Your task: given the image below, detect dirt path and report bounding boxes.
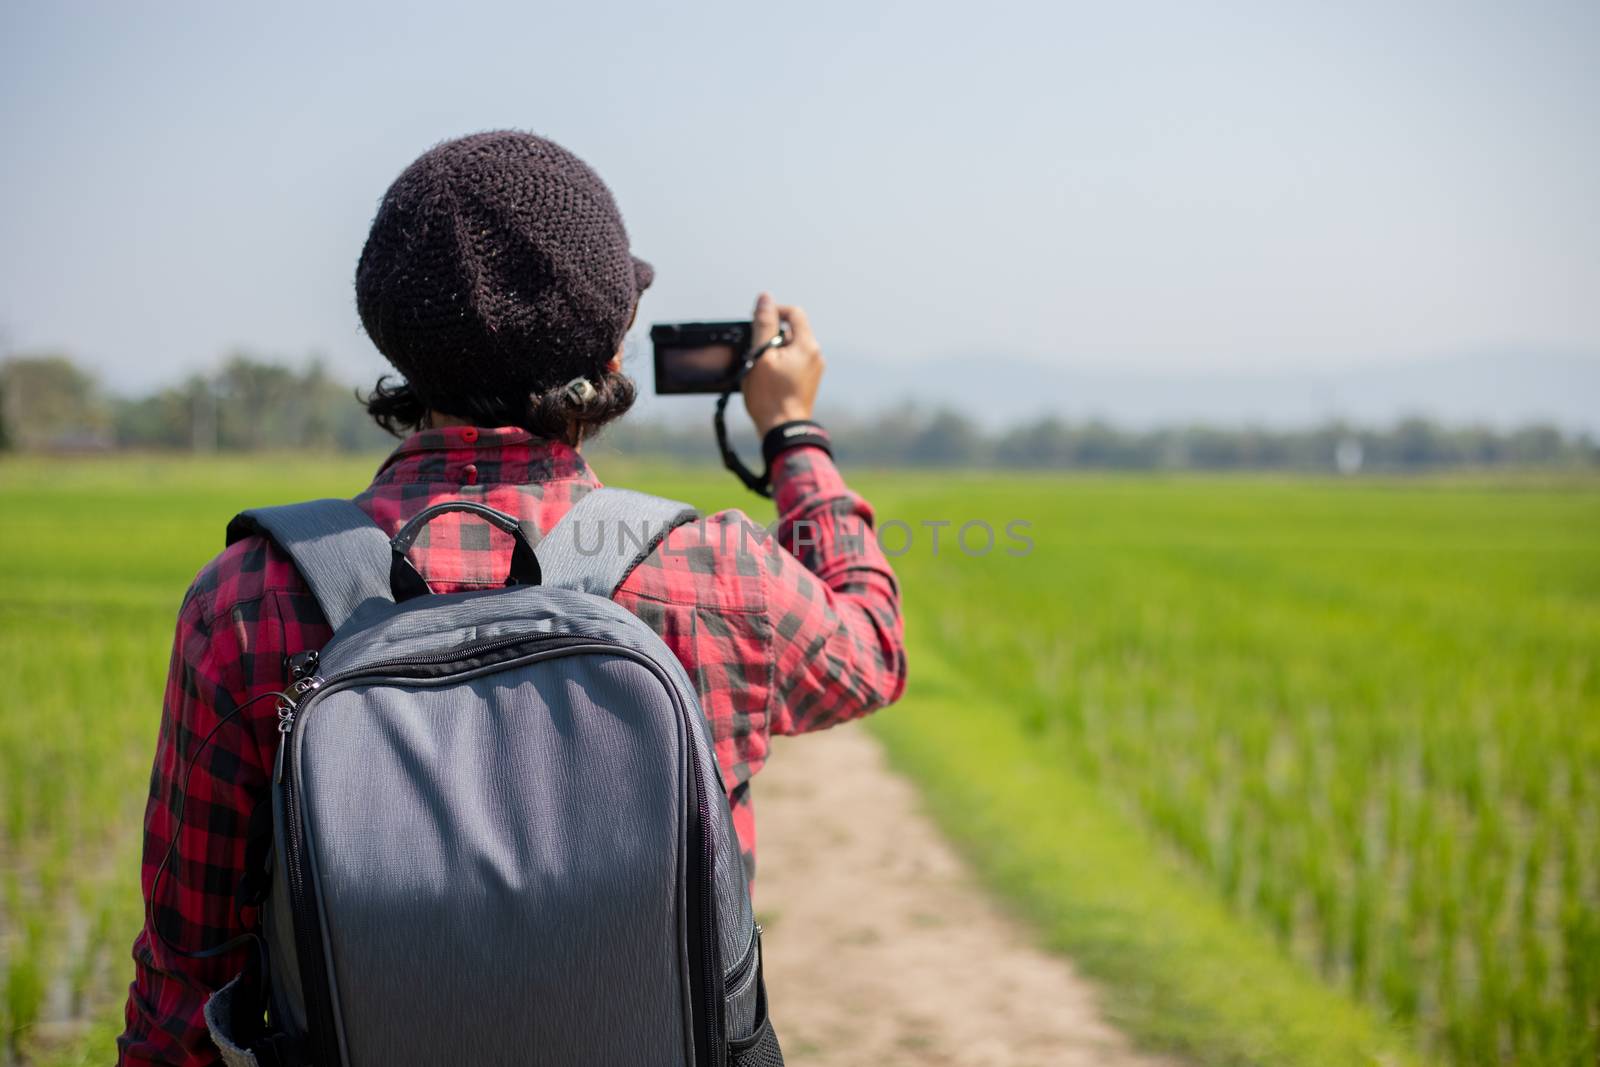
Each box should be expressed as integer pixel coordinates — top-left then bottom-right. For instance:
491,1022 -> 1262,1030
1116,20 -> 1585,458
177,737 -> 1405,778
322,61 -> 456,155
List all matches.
754,725 -> 1178,1067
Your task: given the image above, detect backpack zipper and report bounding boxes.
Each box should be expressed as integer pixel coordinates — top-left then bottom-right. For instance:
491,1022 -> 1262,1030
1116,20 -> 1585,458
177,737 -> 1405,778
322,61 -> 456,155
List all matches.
274,727 -> 339,1066
274,631 -> 726,1066
685,710 -> 724,1067
725,923 -> 761,1001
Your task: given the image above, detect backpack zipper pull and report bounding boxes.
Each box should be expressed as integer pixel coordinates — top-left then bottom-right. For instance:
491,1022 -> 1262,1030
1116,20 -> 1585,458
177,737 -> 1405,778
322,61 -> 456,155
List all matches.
278,651 -> 324,734
276,676 -> 324,732
276,692 -> 297,734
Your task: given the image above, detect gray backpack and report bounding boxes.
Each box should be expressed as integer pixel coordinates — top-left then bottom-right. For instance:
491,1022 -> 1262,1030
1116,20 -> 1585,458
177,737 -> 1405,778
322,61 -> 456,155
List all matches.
203,489 -> 782,1067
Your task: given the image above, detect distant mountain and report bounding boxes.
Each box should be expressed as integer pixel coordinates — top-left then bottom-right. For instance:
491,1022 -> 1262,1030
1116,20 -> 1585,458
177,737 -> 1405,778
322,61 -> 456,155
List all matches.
637,349 -> 1599,433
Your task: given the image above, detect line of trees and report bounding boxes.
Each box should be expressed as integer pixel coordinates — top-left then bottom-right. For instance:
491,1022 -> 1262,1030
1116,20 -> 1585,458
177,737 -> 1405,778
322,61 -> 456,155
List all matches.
602,410 -> 1597,472
2,352 -> 1596,472
0,353 -> 393,453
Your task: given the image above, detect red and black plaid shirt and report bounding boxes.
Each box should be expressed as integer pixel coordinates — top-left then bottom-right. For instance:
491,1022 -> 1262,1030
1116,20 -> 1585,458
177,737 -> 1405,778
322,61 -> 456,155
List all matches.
119,426 -> 905,1066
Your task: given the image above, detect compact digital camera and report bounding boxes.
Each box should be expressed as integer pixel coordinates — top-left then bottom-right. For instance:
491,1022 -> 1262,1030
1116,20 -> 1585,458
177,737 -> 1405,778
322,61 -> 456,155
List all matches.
650,321 -> 754,395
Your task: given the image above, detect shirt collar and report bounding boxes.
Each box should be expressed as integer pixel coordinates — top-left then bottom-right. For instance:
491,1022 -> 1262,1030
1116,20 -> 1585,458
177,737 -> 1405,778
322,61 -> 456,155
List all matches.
371,426 -> 598,488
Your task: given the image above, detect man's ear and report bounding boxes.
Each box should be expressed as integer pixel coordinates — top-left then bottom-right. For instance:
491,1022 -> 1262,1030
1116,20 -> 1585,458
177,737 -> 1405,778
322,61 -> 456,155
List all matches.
606,352 -> 623,374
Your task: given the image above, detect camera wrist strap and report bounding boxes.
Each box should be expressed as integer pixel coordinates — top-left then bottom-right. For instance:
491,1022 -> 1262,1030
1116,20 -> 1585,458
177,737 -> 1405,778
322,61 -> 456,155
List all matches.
714,331 -> 789,498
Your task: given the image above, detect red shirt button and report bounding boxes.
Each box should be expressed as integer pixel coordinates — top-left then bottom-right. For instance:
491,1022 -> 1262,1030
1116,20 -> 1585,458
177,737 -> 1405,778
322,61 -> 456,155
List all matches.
462,463 -> 478,485
461,427 -> 479,443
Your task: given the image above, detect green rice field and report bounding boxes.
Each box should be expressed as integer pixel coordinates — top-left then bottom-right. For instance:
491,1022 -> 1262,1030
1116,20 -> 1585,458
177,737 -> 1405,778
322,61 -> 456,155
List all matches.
1,455 -> 1596,1065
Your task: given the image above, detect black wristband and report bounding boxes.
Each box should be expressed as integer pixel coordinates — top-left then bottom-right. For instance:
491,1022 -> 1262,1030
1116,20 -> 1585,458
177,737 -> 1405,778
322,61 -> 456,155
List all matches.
761,420 -> 832,468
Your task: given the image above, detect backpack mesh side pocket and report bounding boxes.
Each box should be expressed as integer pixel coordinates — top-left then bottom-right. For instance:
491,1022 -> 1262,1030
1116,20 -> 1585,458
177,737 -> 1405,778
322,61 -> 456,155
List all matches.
728,1016 -> 783,1067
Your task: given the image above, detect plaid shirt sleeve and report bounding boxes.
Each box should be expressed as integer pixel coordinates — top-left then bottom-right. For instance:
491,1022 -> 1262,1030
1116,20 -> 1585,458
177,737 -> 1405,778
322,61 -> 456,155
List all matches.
119,548 -> 331,1067
763,444 -> 907,734
614,438 -> 906,882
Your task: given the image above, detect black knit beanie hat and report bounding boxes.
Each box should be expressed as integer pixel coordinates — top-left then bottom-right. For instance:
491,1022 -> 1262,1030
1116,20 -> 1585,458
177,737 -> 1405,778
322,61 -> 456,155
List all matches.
355,131 -> 652,420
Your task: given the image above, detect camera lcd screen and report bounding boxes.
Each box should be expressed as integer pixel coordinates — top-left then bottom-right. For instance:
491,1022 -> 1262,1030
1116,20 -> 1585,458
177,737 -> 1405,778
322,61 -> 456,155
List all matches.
651,321 -> 753,394
657,343 -> 741,393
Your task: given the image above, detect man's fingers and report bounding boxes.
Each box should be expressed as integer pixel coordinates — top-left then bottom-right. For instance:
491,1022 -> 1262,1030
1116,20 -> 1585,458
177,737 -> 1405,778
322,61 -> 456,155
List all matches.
752,295 -> 818,366
753,292 -> 780,348
740,294 -> 824,433
776,305 -> 813,351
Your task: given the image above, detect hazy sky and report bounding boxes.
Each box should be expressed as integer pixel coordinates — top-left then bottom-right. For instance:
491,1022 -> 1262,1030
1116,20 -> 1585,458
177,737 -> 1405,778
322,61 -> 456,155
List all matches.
2,0 -> 1596,416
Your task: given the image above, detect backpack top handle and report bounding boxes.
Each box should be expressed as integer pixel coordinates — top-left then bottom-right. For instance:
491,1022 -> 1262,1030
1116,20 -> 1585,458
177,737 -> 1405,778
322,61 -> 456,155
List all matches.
228,490 -> 698,635
227,498 -> 542,634
388,501 -> 542,602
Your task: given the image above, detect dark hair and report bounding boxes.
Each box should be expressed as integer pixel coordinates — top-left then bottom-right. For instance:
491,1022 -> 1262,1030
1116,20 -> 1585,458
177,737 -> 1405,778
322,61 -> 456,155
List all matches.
364,370 -> 637,447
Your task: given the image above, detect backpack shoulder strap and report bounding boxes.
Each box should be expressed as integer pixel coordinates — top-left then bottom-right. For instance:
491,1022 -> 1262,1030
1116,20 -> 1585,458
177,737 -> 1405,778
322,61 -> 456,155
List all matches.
225,498 -> 394,632
535,487 -> 699,597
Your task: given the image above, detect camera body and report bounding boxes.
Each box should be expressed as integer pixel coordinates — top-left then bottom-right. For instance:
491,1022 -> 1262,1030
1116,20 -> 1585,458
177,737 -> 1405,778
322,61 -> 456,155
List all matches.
650,321 -> 753,394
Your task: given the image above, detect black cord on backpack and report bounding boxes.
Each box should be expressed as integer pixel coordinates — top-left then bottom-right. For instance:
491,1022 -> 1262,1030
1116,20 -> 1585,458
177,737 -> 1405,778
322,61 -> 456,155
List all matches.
714,329 -> 790,498
146,688 -> 290,981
